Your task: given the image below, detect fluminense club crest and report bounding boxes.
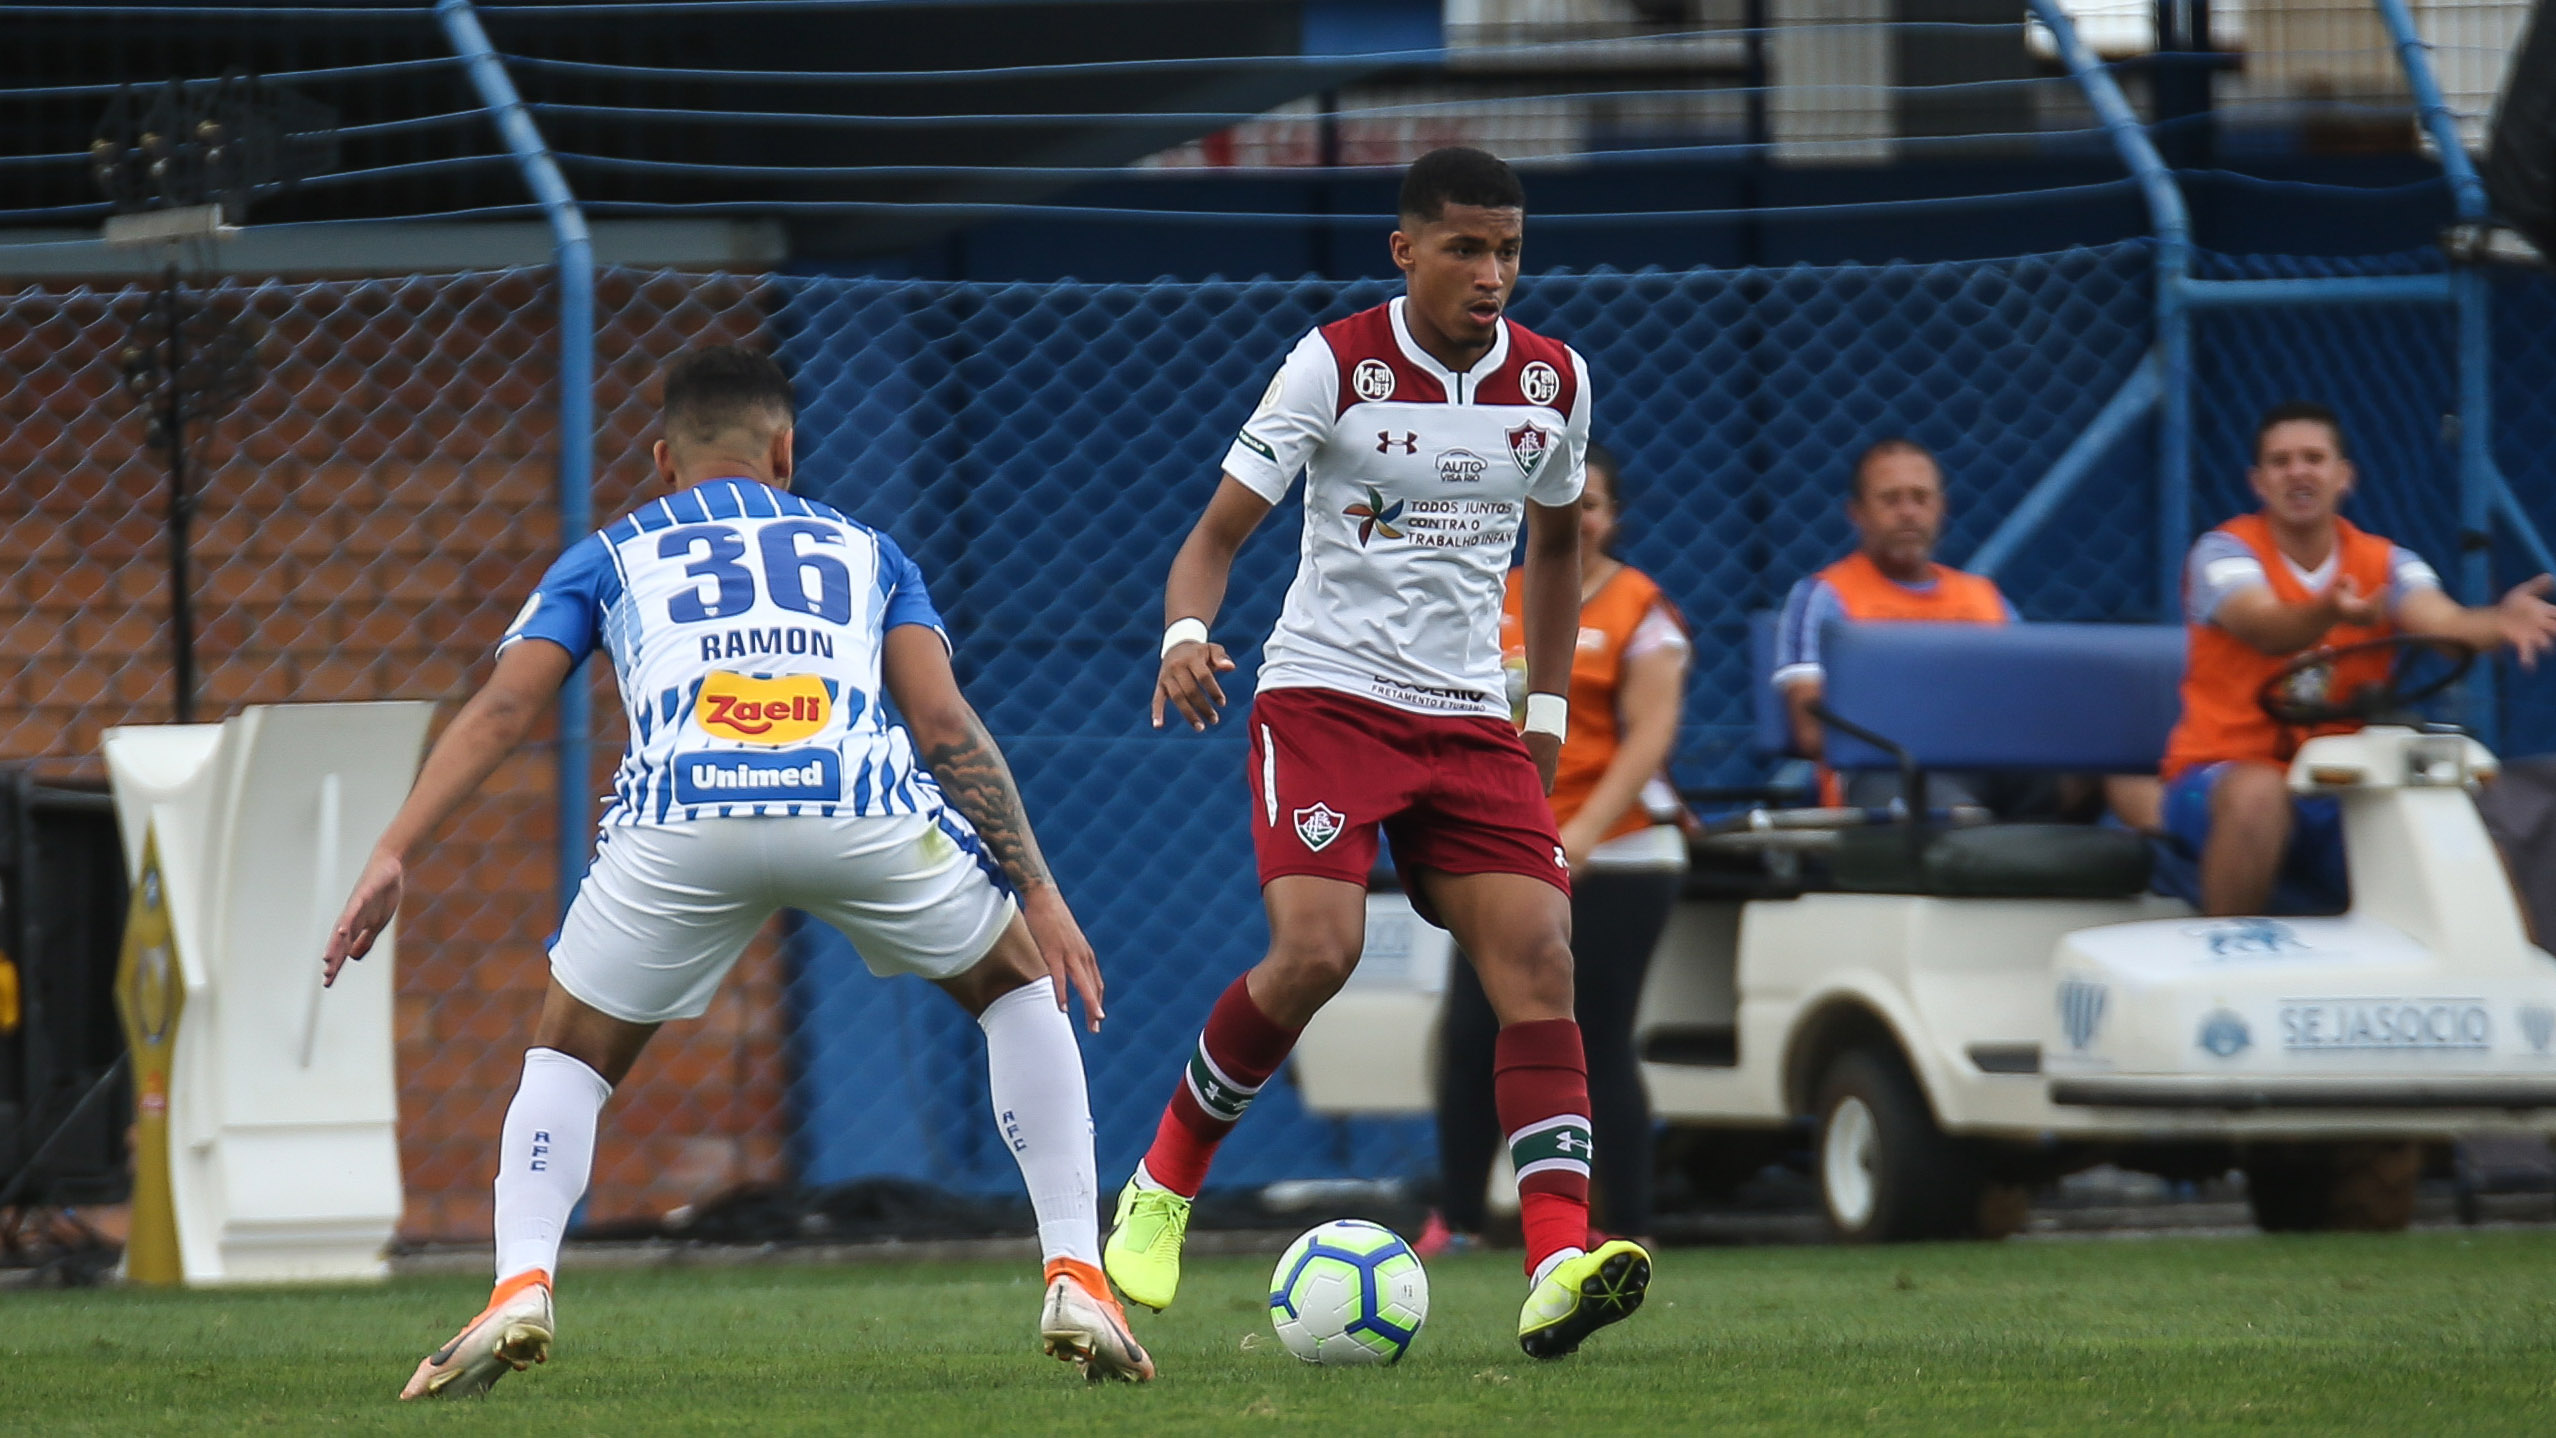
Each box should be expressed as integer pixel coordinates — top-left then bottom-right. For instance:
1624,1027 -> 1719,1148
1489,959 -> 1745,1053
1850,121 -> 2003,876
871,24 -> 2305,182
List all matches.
1293,802 -> 1345,851
1506,422 -> 1553,479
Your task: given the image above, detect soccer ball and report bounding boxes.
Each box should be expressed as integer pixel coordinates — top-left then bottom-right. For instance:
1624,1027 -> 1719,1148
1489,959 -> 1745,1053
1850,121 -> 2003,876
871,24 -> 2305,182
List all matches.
1267,1219 -> 1429,1365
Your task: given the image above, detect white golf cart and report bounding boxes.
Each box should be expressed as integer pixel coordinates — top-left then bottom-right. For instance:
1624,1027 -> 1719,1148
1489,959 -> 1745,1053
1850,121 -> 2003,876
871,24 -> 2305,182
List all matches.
1291,621 -> 2556,1240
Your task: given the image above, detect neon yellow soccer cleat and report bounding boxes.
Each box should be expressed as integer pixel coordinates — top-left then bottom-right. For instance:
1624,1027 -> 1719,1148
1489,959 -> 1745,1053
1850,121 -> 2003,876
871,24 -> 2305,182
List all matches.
1102,1179 -> 1191,1313
1517,1238 -> 1651,1360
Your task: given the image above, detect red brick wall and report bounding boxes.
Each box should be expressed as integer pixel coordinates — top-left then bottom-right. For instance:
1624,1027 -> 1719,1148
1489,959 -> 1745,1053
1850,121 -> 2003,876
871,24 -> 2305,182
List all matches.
0,268 -> 792,1241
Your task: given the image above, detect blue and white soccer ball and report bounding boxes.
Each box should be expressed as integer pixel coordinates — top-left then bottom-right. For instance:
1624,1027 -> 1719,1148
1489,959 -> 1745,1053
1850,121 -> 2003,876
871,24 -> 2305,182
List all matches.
1267,1219 -> 1430,1365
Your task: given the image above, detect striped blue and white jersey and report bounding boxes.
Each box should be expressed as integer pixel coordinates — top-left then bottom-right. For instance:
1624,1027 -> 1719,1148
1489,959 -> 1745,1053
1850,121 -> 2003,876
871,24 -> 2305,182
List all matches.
499,476 -> 950,828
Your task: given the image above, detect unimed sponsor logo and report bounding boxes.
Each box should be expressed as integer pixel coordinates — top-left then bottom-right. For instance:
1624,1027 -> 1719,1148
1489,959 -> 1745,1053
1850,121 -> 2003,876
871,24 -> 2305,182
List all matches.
673,748 -> 841,804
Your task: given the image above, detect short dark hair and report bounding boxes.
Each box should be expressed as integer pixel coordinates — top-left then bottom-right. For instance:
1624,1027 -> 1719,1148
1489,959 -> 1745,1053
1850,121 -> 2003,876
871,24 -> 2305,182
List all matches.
2252,400 -> 2350,463
1398,146 -> 1525,224
662,346 -> 795,447
1848,436 -> 1939,501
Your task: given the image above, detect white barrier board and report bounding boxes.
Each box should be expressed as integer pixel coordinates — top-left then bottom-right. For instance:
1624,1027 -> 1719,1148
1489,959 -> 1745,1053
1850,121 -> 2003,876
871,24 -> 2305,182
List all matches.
105,701 -> 435,1285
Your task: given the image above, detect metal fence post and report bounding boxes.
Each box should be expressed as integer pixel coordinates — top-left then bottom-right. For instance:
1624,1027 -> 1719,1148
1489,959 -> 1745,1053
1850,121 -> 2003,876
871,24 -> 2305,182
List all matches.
437,0 -> 597,914
2028,0 -> 2193,620
2373,0 -> 2499,737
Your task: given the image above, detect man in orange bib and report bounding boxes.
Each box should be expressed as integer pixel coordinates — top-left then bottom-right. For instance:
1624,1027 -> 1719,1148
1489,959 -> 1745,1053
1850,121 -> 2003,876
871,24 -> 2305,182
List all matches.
2161,400 -> 2556,916
1772,437 -> 2015,806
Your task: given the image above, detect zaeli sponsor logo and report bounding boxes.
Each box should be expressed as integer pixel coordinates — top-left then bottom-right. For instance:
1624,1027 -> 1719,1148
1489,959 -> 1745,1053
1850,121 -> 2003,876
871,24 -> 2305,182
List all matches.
696,671 -> 831,745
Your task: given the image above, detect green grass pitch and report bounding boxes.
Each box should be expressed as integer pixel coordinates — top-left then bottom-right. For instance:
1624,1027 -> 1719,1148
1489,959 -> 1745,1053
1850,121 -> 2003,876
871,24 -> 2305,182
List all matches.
5,1232 -> 2555,1435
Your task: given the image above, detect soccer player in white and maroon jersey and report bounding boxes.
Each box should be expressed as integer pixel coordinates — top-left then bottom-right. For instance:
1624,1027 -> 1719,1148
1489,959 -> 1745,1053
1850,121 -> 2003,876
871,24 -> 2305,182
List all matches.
1103,147 -> 1651,1359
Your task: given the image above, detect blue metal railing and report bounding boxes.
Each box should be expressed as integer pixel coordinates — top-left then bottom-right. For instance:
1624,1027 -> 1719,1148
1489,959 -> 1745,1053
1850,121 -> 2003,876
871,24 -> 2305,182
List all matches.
2019,0 -> 2188,614
2026,0 -> 2556,748
436,0 -> 595,916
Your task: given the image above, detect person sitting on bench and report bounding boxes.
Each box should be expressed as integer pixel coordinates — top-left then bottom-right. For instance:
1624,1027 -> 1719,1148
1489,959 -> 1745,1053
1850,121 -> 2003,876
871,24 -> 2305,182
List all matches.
1772,437 -> 2023,811
2161,400 -> 2556,915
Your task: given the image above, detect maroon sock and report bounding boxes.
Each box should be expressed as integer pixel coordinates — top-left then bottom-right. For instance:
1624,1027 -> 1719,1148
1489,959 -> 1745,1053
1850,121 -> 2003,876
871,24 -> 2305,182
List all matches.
1495,1018 -> 1594,1278
1139,974 -> 1302,1197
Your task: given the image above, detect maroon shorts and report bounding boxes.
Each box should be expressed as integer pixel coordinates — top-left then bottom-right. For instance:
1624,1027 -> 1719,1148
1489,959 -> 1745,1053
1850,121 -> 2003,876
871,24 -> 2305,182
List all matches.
1244,686 -> 1569,900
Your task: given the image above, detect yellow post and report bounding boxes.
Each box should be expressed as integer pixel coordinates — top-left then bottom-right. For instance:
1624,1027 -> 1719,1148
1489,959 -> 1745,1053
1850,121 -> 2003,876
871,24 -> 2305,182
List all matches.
113,830 -> 185,1286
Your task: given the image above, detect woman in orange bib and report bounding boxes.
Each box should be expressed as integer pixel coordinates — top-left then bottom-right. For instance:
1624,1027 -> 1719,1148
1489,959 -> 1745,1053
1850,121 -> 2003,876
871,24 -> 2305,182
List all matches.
1427,444 -> 1689,1252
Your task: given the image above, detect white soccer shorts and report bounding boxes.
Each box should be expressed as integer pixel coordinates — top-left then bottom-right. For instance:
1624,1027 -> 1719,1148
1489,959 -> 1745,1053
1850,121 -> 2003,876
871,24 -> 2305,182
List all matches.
548,814 -> 1016,1025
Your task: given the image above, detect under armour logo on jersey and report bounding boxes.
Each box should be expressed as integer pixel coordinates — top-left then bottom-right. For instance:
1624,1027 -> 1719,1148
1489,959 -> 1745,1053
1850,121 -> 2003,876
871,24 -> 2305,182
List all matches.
1376,430 -> 1418,454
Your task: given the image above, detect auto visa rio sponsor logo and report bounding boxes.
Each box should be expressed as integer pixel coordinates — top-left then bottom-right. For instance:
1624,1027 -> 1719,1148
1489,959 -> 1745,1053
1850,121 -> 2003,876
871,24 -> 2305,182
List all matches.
1435,448 -> 1488,484
696,671 -> 831,745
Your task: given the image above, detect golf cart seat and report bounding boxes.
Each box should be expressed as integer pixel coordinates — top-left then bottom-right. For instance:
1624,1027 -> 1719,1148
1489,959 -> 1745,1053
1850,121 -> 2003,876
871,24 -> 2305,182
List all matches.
1811,620 -> 2187,899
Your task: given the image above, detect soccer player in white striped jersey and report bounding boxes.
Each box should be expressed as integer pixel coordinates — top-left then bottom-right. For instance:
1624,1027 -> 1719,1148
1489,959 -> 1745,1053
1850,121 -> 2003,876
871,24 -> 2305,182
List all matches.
322,347 -> 1151,1396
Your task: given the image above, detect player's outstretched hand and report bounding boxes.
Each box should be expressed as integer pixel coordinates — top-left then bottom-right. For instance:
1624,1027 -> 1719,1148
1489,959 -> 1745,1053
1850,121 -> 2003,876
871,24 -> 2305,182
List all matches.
322,848 -> 405,988
2496,574 -> 2556,669
1152,639 -> 1236,732
1022,885 -> 1107,1032
1524,729 -> 1562,796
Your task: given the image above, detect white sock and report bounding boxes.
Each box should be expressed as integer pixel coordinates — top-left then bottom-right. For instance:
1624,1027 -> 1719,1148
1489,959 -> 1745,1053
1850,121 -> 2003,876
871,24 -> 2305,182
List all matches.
979,981 -> 1100,1267
492,1047 -> 612,1283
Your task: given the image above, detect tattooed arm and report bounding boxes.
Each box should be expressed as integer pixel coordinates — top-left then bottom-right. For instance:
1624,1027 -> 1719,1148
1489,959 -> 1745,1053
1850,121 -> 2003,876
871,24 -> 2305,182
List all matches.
916,698 -> 1053,894
883,624 -> 1103,1025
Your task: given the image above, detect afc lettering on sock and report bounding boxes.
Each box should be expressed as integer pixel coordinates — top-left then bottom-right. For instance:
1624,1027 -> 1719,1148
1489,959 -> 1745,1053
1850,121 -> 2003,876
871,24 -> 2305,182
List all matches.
530,1128 -> 552,1173
1000,1108 -> 1026,1153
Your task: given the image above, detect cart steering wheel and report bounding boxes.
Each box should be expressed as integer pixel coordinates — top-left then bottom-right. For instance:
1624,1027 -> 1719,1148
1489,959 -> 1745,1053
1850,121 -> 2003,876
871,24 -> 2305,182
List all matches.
2255,633 -> 2473,727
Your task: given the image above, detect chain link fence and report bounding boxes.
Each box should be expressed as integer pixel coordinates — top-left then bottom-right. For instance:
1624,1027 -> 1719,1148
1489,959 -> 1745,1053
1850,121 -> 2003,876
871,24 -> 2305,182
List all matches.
6,245 -> 2555,1232
0,266 -> 779,1239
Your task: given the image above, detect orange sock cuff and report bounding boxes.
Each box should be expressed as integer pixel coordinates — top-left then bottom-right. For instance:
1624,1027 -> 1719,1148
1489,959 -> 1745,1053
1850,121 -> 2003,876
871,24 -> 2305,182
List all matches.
489,1268 -> 553,1307
1045,1257 -> 1110,1294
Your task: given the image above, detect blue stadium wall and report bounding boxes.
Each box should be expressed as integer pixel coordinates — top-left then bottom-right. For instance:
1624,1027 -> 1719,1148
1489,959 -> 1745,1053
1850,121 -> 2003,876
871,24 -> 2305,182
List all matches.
771,195 -> 2556,1196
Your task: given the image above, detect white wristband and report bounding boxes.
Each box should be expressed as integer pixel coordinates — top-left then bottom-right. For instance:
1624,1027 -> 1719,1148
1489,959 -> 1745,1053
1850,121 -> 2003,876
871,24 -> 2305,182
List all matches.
1524,692 -> 1569,739
1161,617 -> 1210,657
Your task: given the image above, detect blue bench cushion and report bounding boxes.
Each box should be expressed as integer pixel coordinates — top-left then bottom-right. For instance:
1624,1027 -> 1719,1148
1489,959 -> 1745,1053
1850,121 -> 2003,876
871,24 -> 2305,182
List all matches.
1819,621 -> 2186,773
